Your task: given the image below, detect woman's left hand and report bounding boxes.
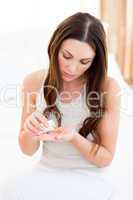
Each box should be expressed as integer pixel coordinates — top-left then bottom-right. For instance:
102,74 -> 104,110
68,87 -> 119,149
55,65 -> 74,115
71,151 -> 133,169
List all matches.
34,126 -> 77,142
51,126 -> 76,142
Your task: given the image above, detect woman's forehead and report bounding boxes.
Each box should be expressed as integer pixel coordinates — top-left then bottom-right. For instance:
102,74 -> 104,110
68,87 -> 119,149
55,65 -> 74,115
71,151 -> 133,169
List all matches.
60,39 -> 95,59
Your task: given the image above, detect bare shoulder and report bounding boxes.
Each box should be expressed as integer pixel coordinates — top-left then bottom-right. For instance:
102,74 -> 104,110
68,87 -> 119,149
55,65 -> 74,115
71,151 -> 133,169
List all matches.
22,68 -> 48,92
103,76 -> 121,94
103,76 -> 121,109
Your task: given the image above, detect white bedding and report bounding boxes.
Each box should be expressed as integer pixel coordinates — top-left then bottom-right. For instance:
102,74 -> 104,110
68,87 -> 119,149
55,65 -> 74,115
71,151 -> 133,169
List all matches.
0,114 -> 133,199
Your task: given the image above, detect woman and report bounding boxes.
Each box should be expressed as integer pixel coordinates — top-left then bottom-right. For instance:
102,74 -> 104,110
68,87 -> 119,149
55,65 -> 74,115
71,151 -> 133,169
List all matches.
1,12 -> 121,200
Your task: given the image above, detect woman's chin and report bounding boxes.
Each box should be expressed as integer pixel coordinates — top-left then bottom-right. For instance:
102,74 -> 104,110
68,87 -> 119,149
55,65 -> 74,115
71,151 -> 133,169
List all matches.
62,73 -> 76,81
62,76 -> 75,82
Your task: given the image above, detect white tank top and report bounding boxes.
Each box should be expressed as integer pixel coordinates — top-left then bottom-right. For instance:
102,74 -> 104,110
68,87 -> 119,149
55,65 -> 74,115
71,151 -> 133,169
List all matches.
35,71 -> 99,170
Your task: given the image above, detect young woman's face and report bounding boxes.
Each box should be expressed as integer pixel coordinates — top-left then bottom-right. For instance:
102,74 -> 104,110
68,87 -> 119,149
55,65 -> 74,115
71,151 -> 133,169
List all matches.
58,38 -> 95,82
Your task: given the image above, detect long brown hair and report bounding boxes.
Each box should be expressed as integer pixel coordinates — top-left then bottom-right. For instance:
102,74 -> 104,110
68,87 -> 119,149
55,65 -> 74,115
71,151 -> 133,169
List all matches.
42,12 -> 108,144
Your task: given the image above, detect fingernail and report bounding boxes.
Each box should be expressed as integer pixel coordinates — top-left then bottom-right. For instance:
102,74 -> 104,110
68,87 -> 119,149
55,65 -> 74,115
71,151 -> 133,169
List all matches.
40,123 -> 44,129
44,123 -> 49,127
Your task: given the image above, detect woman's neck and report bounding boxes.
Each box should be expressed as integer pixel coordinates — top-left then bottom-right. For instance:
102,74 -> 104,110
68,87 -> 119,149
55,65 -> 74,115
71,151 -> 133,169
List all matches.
62,78 -> 86,92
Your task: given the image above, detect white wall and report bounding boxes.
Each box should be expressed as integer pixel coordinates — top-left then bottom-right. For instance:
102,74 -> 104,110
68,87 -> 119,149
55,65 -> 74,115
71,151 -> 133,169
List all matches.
0,0 -> 101,137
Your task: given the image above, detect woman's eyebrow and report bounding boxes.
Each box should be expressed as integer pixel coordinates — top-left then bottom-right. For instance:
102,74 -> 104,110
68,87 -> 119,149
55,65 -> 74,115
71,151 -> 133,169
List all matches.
63,49 -> 93,60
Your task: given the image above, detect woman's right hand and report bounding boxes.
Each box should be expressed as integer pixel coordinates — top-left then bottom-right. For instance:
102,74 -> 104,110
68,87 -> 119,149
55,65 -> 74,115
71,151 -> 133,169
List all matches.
23,111 -> 57,141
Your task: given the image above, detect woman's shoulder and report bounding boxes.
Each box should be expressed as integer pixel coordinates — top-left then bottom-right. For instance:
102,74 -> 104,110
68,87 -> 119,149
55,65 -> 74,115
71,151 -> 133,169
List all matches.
22,68 -> 48,93
103,76 -> 121,94
102,76 -> 121,109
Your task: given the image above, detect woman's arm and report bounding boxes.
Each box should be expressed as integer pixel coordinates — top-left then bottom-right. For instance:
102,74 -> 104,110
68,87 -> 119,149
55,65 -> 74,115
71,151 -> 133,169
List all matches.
18,69 -> 46,156
70,78 -> 121,167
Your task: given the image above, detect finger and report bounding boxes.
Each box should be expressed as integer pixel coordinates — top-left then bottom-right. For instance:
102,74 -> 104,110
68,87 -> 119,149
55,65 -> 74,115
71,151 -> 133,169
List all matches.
55,134 -> 63,140
24,122 -> 33,136
30,115 -> 44,131
26,121 -> 40,135
24,123 -> 38,137
34,111 -> 49,127
54,134 -> 64,142
36,133 -> 57,141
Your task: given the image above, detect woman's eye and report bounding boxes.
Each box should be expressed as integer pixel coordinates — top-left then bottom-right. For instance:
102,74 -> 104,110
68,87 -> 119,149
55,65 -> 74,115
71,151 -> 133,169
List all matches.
63,54 -> 71,59
62,53 -> 91,65
81,61 -> 90,65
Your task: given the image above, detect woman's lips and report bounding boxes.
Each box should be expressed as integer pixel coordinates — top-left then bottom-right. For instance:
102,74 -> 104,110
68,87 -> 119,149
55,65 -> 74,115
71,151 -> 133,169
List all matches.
63,72 -> 75,78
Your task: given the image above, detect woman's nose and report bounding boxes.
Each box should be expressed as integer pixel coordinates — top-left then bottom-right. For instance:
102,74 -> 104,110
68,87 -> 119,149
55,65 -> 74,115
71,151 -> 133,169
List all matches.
67,64 -> 78,74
